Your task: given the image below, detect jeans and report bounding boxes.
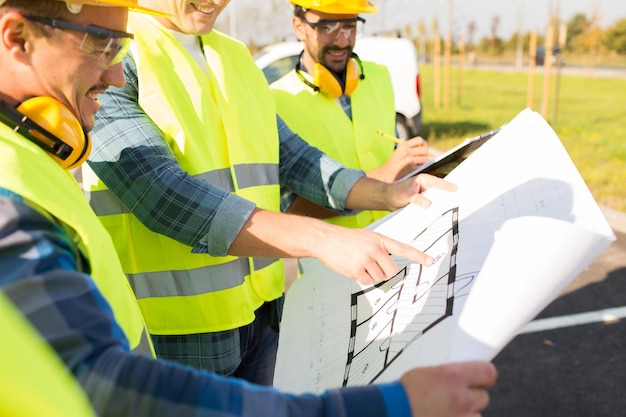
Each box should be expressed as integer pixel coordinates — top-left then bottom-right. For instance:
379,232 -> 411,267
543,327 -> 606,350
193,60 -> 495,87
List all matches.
233,297 -> 283,384
152,297 -> 284,386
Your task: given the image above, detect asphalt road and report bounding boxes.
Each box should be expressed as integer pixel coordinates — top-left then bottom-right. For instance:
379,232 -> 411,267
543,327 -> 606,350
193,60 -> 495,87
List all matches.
484,207 -> 626,417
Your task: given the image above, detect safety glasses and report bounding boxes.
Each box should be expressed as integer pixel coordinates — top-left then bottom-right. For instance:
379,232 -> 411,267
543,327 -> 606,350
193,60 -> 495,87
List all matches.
300,17 -> 366,41
25,15 -> 134,68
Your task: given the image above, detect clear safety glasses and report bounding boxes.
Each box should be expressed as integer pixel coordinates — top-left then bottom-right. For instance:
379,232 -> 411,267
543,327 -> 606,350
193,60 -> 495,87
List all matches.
301,17 -> 366,41
25,15 -> 134,68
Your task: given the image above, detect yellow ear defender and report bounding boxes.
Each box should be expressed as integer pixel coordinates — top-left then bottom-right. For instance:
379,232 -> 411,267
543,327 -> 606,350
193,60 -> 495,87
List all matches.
0,97 -> 91,170
296,52 -> 365,98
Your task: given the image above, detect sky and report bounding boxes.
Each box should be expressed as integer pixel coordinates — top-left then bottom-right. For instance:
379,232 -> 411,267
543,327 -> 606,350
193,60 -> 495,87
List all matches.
370,0 -> 626,41
220,0 -> 626,46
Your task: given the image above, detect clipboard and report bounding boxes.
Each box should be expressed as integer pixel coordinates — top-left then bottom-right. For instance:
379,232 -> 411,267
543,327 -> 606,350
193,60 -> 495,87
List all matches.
405,127 -> 503,179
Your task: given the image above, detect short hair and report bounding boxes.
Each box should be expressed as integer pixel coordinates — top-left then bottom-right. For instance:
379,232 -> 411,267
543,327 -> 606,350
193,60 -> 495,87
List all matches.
293,5 -> 307,18
1,0 -> 72,40
0,0 -> 71,19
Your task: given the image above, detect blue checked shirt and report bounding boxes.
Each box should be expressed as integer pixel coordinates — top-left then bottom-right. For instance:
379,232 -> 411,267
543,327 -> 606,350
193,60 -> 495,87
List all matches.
0,187 -> 411,417
88,53 -> 364,257
85,53 -> 366,375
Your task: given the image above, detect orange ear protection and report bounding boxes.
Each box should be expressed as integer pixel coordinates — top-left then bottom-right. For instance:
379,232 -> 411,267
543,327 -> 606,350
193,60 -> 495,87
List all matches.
296,52 -> 365,99
0,97 -> 91,170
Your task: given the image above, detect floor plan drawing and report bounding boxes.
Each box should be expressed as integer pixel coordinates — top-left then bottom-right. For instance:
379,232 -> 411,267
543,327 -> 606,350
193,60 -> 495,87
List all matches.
274,109 -> 616,394
343,207 -> 461,387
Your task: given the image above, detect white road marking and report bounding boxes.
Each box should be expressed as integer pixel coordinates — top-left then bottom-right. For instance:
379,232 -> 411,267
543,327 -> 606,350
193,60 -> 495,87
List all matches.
520,306 -> 626,334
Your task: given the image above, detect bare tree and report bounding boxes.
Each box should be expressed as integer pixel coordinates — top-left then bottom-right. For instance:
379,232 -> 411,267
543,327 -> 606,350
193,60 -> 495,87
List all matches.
467,20 -> 476,48
216,0 -> 294,48
490,15 -> 500,54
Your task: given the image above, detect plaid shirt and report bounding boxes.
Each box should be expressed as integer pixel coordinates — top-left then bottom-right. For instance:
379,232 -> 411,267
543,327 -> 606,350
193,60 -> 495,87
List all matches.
0,188 -> 410,417
88,53 -> 364,257
85,53 -> 365,374
338,93 -> 353,120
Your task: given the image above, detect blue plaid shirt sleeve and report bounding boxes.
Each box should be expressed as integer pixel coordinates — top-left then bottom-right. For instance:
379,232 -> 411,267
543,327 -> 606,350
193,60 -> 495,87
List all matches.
0,189 -> 409,417
276,115 -> 365,213
88,55 -> 364,256
88,54 -> 255,257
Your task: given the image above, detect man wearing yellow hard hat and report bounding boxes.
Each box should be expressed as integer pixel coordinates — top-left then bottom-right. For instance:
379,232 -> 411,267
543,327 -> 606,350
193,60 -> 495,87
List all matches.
1,1 -> 492,416
272,0 -> 431,226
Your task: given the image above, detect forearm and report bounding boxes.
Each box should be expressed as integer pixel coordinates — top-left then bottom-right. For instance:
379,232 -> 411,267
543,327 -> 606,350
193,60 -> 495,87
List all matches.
344,176 -> 391,211
80,348 -> 398,417
345,173 -> 455,213
366,165 -> 399,183
0,195 -> 406,417
228,208 -> 333,258
3,264 -> 396,417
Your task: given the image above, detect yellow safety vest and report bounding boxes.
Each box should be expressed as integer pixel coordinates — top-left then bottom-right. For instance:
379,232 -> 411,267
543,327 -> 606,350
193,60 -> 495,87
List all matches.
0,293 -> 97,416
83,15 -> 283,335
271,63 -> 396,228
0,124 -> 153,356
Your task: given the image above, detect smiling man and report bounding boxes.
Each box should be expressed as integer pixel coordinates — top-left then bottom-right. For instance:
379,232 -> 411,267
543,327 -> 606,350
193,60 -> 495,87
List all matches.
0,0 -> 154,354
271,0 -> 431,226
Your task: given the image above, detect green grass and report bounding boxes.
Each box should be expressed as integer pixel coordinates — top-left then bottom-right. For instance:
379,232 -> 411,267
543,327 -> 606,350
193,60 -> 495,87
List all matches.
419,65 -> 626,212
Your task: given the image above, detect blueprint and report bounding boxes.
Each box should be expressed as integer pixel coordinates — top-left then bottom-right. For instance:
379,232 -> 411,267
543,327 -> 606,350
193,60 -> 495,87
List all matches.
273,108 -> 616,393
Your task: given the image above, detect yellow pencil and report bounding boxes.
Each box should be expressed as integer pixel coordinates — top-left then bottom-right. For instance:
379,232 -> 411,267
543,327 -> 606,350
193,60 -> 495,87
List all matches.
375,130 -> 403,145
376,130 -> 436,158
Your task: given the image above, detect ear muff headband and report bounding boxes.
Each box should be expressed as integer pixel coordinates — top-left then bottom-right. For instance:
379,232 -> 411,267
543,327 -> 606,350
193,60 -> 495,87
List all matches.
296,52 -> 365,99
0,97 -> 90,170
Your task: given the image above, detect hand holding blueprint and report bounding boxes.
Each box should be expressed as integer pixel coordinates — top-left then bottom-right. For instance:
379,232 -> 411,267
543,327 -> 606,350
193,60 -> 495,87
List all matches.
274,108 -> 616,393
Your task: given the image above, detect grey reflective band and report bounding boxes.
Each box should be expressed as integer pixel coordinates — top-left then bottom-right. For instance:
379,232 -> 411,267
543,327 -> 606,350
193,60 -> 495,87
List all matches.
133,328 -> 154,356
197,167 -> 236,192
88,188 -> 130,216
252,256 -> 278,271
88,163 -> 278,216
129,256 -> 281,299
233,163 -> 279,189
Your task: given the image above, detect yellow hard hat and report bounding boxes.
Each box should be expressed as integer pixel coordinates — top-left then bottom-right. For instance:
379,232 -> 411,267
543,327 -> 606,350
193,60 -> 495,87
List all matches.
290,0 -> 377,14
53,0 -> 167,16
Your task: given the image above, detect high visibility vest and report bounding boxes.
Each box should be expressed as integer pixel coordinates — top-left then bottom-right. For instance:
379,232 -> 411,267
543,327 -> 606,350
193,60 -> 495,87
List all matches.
83,15 -> 283,335
271,63 -> 396,228
0,293 -> 97,416
0,123 -> 153,356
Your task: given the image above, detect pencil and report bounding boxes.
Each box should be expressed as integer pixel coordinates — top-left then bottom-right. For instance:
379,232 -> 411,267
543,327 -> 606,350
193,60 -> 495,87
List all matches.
375,130 -> 403,145
376,130 -> 436,158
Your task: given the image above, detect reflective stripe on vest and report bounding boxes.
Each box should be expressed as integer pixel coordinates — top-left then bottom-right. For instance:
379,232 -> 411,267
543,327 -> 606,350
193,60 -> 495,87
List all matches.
129,256 -> 279,299
83,16 -> 283,335
88,163 -> 279,216
0,293 -> 97,417
271,63 -> 396,228
0,125 -> 153,357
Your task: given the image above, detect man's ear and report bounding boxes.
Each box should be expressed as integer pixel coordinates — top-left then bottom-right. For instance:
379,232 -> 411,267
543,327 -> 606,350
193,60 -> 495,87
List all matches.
292,16 -> 306,42
1,12 -> 30,56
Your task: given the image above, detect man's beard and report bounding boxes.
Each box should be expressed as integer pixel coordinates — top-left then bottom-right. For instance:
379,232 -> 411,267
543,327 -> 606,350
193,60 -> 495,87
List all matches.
318,46 -> 352,74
